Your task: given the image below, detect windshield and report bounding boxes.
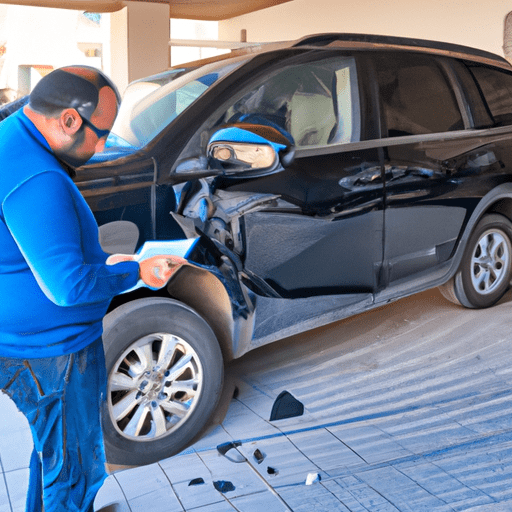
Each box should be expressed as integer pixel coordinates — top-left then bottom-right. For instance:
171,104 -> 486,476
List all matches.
109,57 -> 247,148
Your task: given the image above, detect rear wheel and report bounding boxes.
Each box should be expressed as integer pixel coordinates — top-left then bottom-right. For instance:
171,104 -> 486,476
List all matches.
439,214 -> 512,308
101,298 -> 224,466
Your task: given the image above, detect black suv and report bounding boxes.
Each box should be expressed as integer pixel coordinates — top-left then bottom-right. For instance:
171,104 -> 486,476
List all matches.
69,33 -> 512,465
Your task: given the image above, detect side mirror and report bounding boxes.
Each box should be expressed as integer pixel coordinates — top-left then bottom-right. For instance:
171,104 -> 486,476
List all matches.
208,122 -> 295,177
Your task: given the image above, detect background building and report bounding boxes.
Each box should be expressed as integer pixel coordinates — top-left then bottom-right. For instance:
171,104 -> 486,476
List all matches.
0,4 -> 222,102
219,0 -> 512,59
0,6 -> 105,101
1,1 -> 512,103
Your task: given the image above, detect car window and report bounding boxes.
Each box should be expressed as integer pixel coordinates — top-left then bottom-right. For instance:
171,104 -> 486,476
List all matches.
374,53 -> 464,137
217,57 -> 361,147
466,63 -> 512,126
110,57 -> 247,148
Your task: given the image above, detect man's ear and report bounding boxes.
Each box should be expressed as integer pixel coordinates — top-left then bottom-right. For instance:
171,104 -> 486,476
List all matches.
60,108 -> 82,135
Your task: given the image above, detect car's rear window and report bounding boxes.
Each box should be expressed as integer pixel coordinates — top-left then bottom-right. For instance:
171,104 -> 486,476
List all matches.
466,64 -> 512,126
374,53 -> 464,137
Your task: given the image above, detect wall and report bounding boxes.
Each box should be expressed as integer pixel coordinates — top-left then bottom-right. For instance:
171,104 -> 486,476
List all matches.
0,5 -> 100,95
219,0 -> 512,58
0,3 -> 171,98
110,2 -> 170,93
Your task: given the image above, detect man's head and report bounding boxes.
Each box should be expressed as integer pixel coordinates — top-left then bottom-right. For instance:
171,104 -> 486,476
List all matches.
25,66 -> 120,168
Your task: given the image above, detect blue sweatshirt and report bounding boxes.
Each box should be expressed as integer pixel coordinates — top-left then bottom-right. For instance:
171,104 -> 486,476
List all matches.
0,109 -> 139,358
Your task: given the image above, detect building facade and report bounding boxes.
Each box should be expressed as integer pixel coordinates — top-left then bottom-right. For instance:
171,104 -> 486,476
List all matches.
219,0 -> 512,61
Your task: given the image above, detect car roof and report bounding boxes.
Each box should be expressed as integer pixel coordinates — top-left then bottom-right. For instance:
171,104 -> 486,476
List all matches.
165,32 -> 512,73
295,33 -> 511,69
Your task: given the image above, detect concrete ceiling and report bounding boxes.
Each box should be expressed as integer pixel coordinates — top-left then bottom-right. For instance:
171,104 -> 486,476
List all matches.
0,0 -> 292,20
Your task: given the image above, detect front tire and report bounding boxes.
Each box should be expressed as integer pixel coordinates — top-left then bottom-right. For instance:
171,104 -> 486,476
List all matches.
101,298 -> 224,466
439,214 -> 512,308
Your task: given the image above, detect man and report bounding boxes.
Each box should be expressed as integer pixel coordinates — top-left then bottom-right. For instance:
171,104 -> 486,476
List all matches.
0,66 -> 184,512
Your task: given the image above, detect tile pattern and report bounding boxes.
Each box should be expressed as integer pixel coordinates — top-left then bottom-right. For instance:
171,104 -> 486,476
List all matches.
2,290 -> 512,510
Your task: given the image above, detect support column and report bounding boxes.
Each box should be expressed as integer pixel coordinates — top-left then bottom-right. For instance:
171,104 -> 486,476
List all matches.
504,12 -> 512,64
109,1 -> 170,94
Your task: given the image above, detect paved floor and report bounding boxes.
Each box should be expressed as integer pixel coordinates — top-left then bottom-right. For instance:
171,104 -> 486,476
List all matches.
2,289 -> 512,511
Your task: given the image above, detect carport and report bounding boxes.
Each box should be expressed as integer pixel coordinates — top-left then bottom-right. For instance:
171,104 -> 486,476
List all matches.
1,0 -> 512,93
3,289 -> 512,510
0,0 -> 291,92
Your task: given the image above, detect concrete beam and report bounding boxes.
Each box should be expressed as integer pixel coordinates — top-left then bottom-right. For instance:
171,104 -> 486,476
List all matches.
0,0 -> 293,20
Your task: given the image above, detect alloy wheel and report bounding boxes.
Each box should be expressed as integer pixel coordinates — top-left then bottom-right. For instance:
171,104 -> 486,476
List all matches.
107,333 -> 203,441
470,229 -> 511,295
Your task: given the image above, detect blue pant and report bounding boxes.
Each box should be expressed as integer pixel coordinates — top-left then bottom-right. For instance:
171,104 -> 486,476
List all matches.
0,338 -> 108,512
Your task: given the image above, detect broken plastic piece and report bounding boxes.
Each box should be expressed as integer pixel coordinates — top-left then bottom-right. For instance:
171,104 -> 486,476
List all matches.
305,472 -> 321,485
269,391 -> 304,421
217,441 -> 246,463
253,448 -> 265,464
188,478 -> 205,486
217,440 -> 241,455
213,480 -> 236,493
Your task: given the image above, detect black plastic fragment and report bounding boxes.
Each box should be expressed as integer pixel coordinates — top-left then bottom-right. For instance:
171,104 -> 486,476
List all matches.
217,440 -> 242,456
253,448 -> 265,464
213,480 -> 236,493
188,477 -> 205,486
217,440 -> 245,462
267,466 -> 279,475
270,391 -> 304,421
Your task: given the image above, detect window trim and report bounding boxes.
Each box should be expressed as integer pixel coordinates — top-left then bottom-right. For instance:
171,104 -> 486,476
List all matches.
438,59 -> 473,129
295,123 -> 512,158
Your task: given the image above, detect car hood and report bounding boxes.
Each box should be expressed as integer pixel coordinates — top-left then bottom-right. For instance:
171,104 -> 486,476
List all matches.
87,133 -> 141,164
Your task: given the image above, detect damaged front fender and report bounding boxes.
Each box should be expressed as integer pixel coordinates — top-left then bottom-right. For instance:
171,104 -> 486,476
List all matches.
100,219 -> 258,361
165,260 -> 255,361
127,236 -> 257,361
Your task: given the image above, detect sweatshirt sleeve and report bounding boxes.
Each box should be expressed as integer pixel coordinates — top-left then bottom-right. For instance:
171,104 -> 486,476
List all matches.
2,171 -> 140,307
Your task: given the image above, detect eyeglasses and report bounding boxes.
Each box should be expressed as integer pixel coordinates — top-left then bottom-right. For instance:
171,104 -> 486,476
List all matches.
79,114 -> 110,139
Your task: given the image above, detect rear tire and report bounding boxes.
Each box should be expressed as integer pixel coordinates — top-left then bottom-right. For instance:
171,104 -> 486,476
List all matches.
101,297 -> 224,466
439,214 -> 512,308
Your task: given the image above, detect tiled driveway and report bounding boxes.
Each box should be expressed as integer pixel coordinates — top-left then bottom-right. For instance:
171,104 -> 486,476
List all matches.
2,289 -> 512,511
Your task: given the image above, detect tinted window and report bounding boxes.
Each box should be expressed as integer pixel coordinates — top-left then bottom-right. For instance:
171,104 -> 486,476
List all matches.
374,53 -> 463,137
467,64 -> 512,126
453,61 -> 493,129
218,57 -> 361,147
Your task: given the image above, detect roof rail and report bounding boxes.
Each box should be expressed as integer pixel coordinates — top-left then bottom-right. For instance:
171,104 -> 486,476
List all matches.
292,33 -> 508,64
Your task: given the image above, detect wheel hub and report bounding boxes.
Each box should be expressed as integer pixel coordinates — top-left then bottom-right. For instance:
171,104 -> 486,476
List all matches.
479,256 -> 492,268
471,229 -> 511,295
108,333 -> 202,441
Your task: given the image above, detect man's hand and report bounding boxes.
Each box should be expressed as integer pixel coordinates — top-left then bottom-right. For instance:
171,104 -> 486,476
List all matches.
105,254 -> 136,265
106,254 -> 187,289
139,255 -> 187,289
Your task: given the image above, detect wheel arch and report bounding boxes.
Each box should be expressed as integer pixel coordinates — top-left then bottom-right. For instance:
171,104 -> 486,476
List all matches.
449,183 -> 512,275
106,265 -> 239,362
165,265 -> 237,361
486,196 -> 512,223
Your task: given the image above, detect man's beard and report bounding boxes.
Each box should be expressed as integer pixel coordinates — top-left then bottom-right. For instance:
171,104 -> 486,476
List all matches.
54,128 -> 91,173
